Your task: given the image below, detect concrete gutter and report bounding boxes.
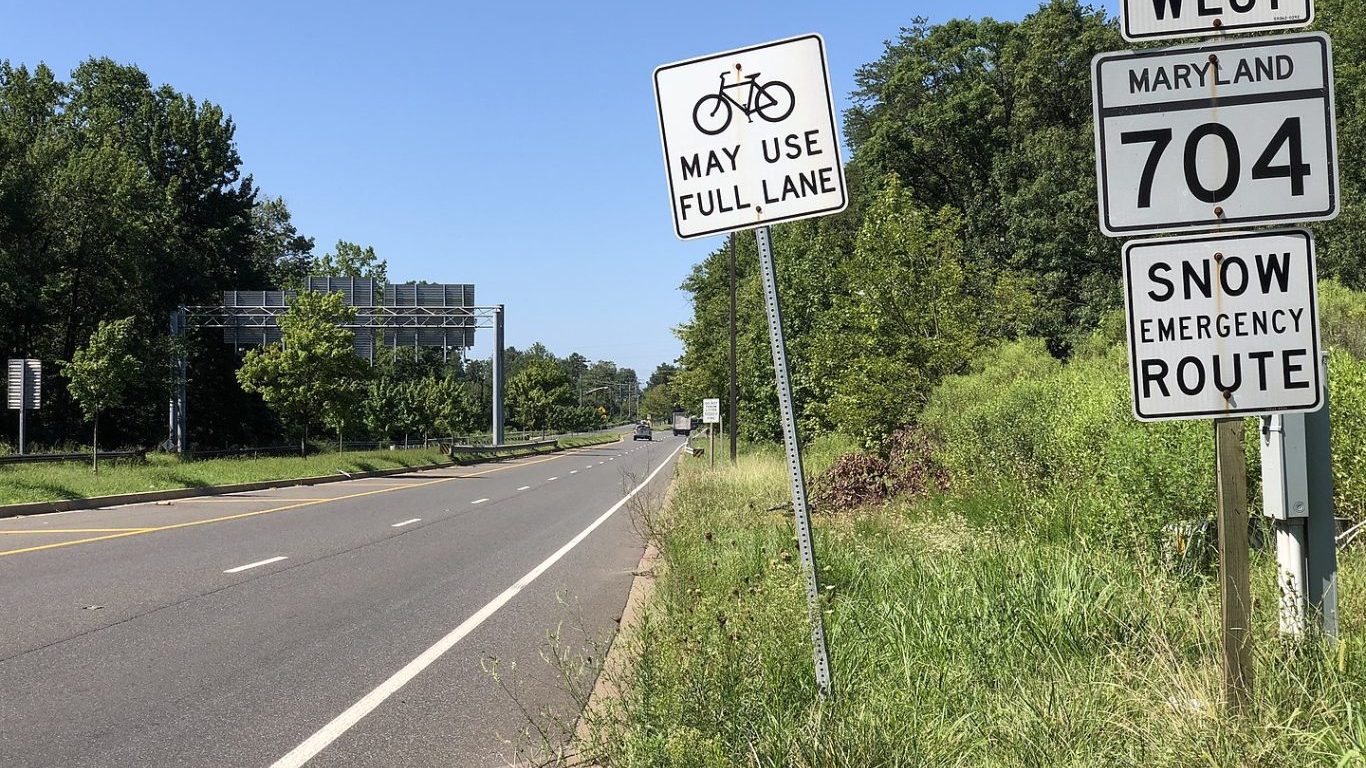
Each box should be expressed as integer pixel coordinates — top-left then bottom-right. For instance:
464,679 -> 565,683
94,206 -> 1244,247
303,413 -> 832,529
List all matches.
0,439 -> 582,520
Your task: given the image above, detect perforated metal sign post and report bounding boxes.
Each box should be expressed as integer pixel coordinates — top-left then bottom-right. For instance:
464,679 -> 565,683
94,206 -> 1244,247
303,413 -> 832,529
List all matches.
755,225 -> 832,697
1093,33 -> 1337,238
654,34 -> 847,240
1121,0 -> 1313,42
1123,229 -> 1321,421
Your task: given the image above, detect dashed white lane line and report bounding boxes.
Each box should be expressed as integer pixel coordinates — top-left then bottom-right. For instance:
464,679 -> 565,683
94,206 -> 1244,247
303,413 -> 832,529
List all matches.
471,498 -> 489,505
391,519 -> 421,528
224,556 -> 288,574
267,441 -> 686,768
547,477 -> 558,481
516,486 -> 531,491
569,470 -> 578,475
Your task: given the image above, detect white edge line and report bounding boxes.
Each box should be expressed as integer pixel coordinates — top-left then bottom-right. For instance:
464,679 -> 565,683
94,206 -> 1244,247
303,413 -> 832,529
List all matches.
390,519 -> 421,528
224,555 -> 288,574
269,441 -> 684,768
470,498 -> 490,505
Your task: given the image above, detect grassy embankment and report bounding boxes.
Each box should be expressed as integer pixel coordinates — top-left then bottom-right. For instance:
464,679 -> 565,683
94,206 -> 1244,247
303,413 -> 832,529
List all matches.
580,331 -> 1366,766
0,433 -> 621,505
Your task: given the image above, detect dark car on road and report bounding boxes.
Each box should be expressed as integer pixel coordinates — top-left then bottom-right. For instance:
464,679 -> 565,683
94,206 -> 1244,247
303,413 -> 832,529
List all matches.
633,423 -> 652,441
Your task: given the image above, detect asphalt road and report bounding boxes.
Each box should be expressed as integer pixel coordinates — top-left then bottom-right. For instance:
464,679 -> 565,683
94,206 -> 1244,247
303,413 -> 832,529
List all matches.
0,431 -> 684,767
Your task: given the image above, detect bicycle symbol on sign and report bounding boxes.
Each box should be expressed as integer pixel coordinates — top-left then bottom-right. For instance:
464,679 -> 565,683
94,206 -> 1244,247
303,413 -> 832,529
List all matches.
692,70 -> 795,135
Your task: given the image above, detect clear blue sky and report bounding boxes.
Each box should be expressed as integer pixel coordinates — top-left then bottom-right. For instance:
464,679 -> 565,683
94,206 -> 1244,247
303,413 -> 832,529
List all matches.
4,0 -> 1120,380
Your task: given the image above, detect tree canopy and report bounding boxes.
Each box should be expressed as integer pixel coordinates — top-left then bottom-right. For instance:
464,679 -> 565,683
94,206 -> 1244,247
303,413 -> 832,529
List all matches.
236,292 -> 366,455
673,0 -> 1366,447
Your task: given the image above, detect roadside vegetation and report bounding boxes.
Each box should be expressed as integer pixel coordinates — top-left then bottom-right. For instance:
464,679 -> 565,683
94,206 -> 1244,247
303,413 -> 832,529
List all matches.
0,432 -> 620,505
577,286 -> 1366,763
0,58 -> 652,454
670,0 -> 1366,448
593,2 -> 1366,762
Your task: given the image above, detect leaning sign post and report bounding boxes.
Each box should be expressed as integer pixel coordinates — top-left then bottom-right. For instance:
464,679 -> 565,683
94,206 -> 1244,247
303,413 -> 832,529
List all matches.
655,34 -> 848,699
1097,3 -> 1338,710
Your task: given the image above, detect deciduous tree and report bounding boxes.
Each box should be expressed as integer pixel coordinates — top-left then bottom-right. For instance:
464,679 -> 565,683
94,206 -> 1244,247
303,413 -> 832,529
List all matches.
62,317 -> 141,470
236,292 -> 365,456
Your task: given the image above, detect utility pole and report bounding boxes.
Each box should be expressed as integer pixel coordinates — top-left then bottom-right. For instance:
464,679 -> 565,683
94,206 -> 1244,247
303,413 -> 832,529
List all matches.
491,304 -> 505,446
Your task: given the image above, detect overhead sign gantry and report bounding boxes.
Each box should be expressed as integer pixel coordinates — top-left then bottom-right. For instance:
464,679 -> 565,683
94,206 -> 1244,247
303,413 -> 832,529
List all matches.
168,277 -> 507,453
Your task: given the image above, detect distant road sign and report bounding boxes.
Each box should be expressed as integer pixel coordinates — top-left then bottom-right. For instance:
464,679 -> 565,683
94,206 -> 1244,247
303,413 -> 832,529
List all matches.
1093,33 -> 1337,238
654,34 -> 848,240
1123,230 -> 1320,421
702,398 -> 721,424
1121,0 -> 1313,42
7,359 -> 40,411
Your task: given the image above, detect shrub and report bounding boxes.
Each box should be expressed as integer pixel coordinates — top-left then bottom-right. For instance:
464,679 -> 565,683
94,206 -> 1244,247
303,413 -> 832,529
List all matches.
920,333 -> 1366,536
810,451 -> 889,513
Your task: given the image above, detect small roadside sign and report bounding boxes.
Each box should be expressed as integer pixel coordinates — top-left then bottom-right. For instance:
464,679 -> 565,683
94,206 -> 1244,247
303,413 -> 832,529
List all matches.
654,34 -> 848,240
1093,33 -> 1337,238
7,359 -> 40,410
1121,0 -> 1313,42
702,398 -> 721,424
1123,229 -> 1321,421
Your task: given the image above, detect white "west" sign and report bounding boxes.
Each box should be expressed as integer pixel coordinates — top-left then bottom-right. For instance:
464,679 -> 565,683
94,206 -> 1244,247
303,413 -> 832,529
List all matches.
1123,229 -> 1321,421
1122,0 -> 1313,41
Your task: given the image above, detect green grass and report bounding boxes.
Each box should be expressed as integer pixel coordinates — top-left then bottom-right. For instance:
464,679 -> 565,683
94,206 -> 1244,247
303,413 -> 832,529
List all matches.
583,443 -> 1366,767
0,448 -> 451,504
0,432 -> 622,505
557,433 -> 626,450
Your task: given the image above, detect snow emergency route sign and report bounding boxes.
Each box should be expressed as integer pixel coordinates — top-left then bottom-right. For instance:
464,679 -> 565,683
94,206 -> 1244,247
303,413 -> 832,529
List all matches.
1123,229 -> 1321,421
654,34 -> 848,240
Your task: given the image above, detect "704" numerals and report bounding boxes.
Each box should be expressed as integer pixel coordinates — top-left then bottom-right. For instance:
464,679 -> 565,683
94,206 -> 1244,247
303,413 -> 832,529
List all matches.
1120,117 -> 1310,208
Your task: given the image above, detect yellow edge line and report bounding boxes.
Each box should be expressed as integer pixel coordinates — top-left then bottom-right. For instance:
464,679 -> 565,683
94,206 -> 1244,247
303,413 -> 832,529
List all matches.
173,497 -> 333,503
0,528 -> 154,534
0,441 -> 619,558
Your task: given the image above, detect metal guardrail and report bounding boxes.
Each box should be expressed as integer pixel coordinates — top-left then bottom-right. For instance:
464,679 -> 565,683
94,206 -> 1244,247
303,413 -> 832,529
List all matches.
426,427 -> 625,448
441,439 -> 557,457
0,427 -> 625,467
0,449 -> 146,466
187,445 -> 298,460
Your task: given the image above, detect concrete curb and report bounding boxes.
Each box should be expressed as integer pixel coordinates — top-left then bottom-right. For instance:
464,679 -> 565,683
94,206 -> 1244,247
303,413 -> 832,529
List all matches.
0,439 -> 594,519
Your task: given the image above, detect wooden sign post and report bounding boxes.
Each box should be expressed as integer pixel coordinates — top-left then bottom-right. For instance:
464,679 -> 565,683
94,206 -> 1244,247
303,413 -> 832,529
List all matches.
1215,417 -> 1254,710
